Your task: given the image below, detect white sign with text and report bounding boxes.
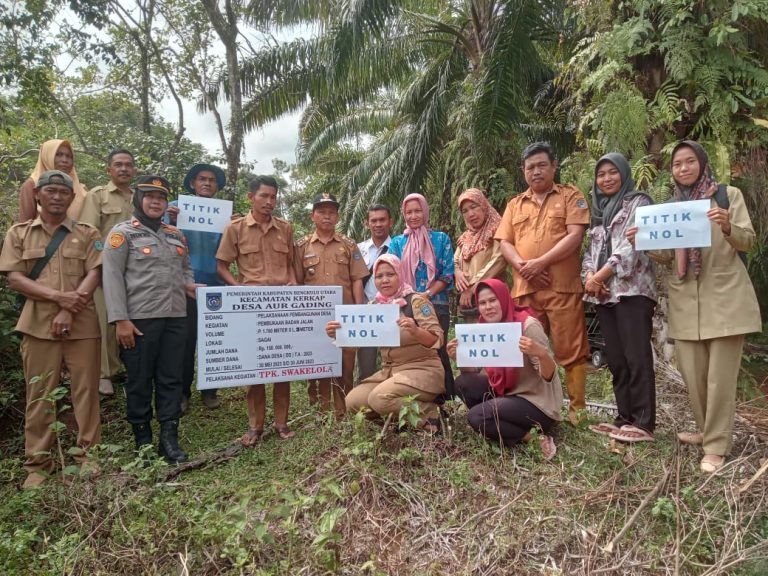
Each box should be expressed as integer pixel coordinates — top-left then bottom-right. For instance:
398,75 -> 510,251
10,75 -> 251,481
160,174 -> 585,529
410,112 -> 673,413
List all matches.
634,199 -> 711,250
455,323 -> 523,368
333,304 -> 400,347
176,194 -> 233,234
196,286 -> 342,389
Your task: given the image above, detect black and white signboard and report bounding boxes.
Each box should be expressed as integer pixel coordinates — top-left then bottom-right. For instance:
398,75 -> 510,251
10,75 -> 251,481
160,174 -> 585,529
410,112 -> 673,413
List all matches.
196,286 -> 342,389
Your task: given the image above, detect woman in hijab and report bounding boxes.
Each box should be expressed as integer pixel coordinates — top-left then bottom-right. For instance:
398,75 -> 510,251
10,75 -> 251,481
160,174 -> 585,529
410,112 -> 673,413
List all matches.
325,254 -> 444,432
389,193 -> 455,396
18,139 -> 88,222
454,188 -> 507,314
627,140 -> 761,473
583,153 -> 657,443
447,279 -> 562,459
102,176 -> 198,465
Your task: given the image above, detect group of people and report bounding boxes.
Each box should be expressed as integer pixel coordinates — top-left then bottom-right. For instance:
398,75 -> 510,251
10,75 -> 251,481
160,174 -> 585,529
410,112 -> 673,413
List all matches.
2,137 -> 760,490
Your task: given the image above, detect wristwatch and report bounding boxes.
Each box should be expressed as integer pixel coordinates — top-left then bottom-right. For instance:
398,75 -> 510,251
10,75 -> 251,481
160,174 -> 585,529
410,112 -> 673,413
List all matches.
425,289 -> 433,299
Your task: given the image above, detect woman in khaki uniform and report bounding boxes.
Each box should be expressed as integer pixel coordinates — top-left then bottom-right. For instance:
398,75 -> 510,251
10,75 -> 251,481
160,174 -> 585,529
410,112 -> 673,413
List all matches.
628,140 -> 761,473
325,254 -> 445,432
454,188 -> 506,314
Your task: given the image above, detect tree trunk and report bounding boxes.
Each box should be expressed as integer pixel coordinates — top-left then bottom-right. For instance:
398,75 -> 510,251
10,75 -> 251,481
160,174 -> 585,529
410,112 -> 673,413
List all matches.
200,0 -> 243,201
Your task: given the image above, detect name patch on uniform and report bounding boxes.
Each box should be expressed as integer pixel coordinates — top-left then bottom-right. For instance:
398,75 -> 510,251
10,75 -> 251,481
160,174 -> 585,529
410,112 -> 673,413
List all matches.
108,232 -> 125,249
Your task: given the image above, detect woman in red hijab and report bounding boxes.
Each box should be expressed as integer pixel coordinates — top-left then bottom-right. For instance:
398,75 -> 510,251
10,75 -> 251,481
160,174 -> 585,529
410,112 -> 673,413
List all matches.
447,279 -> 562,459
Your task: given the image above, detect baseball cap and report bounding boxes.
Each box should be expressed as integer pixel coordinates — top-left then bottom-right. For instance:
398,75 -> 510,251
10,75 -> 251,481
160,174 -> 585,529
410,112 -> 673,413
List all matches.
36,170 -> 73,190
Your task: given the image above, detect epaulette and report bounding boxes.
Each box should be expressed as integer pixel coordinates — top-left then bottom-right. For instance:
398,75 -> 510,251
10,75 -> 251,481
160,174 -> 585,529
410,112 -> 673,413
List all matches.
7,219 -> 34,232
272,215 -> 289,226
339,234 -> 357,248
295,234 -> 311,248
161,222 -> 182,236
229,215 -> 246,225
74,221 -> 99,232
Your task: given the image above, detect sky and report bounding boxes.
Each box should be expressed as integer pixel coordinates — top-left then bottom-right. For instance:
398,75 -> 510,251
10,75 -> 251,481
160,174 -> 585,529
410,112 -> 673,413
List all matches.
156,97 -> 303,175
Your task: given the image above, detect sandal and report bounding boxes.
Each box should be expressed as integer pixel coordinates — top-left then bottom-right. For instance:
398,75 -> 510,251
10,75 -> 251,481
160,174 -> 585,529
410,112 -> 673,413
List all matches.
677,431 -> 703,445
700,455 -> 725,474
588,423 -> 621,436
274,425 -> 295,440
419,418 -> 441,436
539,435 -> 557,461
240,428 -> 264,447
608,425 -> 654,443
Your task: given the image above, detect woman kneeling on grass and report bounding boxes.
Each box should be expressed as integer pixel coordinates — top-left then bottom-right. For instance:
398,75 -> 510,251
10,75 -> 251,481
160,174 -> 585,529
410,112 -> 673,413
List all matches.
448,279 -> 561,460
325,254 -> 444,433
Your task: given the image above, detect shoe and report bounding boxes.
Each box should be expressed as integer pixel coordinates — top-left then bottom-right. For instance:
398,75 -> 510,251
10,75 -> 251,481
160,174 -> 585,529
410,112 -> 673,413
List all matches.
608,425 -> 654,443
132,422 -> 153,450
589,423 -> 621,436
274,424 -> 295,440
22,471 -> 47,490
700,455 -> 725,474
677,431 -> 704,445
99,378 -> 115,396
180,395 -> 190,416
201,391 -> 220,410
158,420 -> 188,464
539,435 -> 557,461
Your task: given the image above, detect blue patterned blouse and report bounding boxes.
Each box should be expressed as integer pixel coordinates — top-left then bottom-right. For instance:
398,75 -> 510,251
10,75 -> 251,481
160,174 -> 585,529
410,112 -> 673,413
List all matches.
389,230 -> 455,308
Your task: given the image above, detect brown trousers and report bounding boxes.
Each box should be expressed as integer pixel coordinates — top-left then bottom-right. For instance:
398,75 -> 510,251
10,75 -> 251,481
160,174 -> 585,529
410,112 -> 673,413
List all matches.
676,335 -> 745,456
246,382 -> 291,430
308,348 -> 356,417
21,335 -> 101,474
94,287 -> 122,378
346,379 -> 439,422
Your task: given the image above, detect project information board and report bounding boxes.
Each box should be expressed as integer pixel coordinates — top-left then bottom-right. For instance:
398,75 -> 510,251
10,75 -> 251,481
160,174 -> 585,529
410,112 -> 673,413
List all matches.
196,286 -> 342,390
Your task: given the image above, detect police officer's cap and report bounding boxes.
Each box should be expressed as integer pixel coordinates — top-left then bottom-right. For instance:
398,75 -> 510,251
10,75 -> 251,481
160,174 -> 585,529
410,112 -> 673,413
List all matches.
135,175 -> 171,196
37,170 -> 73,190
183,163 -> 226,194
312,192 -> 340,210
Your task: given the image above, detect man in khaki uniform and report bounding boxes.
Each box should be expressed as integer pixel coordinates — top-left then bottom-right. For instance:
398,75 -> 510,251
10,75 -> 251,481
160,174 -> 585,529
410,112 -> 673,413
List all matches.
295,192 -> 368,418
0,170 -> 102,489
80,149 -> 137,396
495,141 -> 590,424
216,176 -> 298,444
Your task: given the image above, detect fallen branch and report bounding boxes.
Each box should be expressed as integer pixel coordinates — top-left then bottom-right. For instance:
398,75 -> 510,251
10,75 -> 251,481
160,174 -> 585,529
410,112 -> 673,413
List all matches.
602,466 -> 671,554
739,458 -> 768,494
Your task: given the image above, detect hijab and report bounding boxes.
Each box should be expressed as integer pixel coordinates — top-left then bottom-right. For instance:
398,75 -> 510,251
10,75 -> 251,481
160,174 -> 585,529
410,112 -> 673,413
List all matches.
474,279 -> 535,397
132,188 -> 165,232
590,152 -> 650,268
400,193 -> 437,288
671,140 -> 718,279
29,139 -> 87,219
372,254 -> 415,307
456,188 -> 502,262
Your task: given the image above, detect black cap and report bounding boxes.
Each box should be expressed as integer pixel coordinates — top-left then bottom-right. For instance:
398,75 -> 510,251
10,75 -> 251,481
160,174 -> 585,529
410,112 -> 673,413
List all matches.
37,170 -> 73,190
183,163 -> 226,194
312,192 -> 340,209
135,175 -> 171,195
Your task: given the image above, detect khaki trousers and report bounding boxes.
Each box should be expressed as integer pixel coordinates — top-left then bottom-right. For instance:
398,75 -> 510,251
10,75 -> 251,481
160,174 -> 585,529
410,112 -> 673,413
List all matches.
676,335 -> 745,456
21,335 -> 101,474
308,348 -> 356,417
346,379 -> 439,422
94,287 -> 122,379
246,382 -> 291,429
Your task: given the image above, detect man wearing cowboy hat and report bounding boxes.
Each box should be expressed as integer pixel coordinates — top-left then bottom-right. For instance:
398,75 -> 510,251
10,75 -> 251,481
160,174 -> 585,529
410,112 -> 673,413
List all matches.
166,163 -> 227,412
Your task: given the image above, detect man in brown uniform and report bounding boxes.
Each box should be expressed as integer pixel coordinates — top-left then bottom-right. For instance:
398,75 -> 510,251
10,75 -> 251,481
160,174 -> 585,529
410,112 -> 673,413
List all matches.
79,149 -> 137,396
0,170 -> 102,489
216,176 -> 298,444
295,192 -> 368,418
495,142 -> 590,424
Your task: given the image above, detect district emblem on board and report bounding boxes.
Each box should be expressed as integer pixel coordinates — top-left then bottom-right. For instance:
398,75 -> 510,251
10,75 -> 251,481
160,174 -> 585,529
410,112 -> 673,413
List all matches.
206,292 -> 223,312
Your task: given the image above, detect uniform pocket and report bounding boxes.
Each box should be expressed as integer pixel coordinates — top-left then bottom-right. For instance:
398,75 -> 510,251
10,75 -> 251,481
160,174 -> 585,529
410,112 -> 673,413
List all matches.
334,251 -> 350,266
131,237 -> 159,259
62,245 -> 87,276
102,205 -> 122,215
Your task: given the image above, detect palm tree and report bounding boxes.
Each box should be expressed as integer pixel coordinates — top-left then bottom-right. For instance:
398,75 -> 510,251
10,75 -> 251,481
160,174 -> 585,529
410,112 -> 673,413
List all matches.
229,0 -> 569,234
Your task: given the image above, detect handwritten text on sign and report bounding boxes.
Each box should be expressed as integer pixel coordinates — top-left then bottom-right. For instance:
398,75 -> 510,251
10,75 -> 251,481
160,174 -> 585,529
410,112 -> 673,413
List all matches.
634,199 -> 711,250
177,194 -> 233,234
455,323 -> 523,368
333,304 -> 400,347
196,286 -> 342,390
